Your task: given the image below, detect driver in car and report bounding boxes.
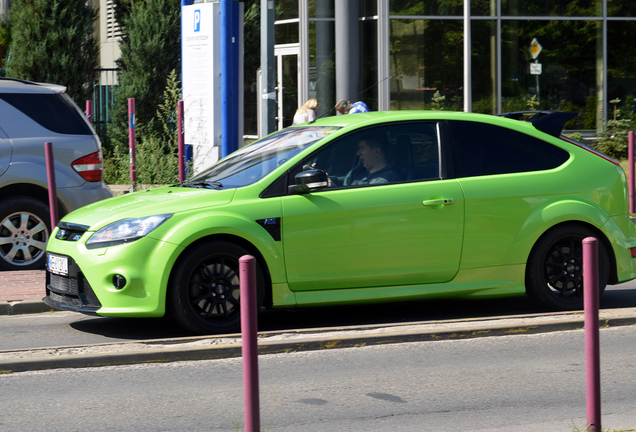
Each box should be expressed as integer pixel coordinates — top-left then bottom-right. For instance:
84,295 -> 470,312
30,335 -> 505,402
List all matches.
351,133 -> 401,185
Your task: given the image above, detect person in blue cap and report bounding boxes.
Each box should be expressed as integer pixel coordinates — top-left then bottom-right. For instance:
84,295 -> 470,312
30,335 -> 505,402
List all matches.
335,99 -> 369,115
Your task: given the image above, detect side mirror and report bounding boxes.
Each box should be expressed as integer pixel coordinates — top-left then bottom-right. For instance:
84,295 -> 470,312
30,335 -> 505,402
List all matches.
289,169 -> 329,194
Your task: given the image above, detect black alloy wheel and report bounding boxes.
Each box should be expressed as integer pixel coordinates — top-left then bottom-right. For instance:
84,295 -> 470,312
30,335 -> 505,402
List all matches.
170,241 -> 264,334
526,225 -> 609,311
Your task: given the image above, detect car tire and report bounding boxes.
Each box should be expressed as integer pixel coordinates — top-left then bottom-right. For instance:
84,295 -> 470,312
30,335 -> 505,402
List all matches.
169,241 -> 265,334
0,196 -> 51,271
526,225 -> 609,311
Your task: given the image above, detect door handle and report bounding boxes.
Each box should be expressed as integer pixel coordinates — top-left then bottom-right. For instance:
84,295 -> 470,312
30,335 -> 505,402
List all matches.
423,198 -> 454,206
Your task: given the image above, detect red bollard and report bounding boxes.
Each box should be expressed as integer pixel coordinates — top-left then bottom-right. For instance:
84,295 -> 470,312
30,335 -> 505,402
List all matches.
86,100 -> 93,124
44,142 -> 59,229
128,98 -> 137,190
583,237 -> 601,432
629,131 -> 634,214
177,100 -> 186,183
240,255 -> 261,432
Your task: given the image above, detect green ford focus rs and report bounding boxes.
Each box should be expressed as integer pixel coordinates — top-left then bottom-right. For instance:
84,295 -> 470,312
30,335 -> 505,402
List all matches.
45,111 -> 636,334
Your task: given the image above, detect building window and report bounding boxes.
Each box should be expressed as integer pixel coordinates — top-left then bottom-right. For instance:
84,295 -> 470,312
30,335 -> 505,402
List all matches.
500,0 -> 601,17
389,0 -> 461,16
389,19 -> 463,111
501,19 -> 598,128
309,20 -> 335,117
360,17 -> 379,110
608,20 -> 636,117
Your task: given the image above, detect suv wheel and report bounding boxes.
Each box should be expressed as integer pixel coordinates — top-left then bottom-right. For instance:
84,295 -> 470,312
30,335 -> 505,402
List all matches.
0,197 -> 51,271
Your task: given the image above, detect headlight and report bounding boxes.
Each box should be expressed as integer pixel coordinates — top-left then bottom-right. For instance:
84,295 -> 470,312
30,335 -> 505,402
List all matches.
86,214 -> 173,249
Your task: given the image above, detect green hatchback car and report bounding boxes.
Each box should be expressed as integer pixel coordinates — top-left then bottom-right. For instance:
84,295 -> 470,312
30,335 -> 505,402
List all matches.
45,111 -> 636,334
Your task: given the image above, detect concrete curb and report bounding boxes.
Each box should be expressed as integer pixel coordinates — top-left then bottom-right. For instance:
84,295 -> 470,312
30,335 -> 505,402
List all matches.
2,309 -> 635,373
0,300 -> 54,316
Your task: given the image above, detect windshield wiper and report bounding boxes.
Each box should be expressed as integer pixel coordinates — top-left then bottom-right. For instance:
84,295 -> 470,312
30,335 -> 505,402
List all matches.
179,180 -> 223,190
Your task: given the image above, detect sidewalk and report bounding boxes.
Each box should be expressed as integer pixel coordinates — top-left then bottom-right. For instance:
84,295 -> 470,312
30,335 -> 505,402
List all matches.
0,270 -> 50,315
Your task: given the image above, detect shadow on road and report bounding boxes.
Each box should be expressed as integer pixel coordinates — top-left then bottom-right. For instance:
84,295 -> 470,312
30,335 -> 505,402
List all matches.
67,284 -> 636,340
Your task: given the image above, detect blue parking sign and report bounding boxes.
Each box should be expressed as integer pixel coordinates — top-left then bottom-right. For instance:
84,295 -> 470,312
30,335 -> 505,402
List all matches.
194,9 -> 201,32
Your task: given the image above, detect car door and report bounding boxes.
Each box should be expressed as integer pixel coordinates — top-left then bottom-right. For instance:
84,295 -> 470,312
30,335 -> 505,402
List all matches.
447,119 -> 571,269
281,122 -> 465,292
0,126 -> 12,177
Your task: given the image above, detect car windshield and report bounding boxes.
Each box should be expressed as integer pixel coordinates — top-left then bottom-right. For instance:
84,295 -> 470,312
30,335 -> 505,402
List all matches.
183,126 -> 340,189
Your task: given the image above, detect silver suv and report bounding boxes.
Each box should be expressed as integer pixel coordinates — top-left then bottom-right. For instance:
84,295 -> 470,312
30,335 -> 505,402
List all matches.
0,78 -> 113,271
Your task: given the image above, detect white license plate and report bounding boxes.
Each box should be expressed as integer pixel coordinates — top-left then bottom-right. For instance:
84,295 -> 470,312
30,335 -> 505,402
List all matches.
48,254 -> 68,276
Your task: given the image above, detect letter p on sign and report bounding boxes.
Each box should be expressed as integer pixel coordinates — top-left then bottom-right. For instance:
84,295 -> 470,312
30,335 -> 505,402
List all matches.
194,10 -> 201,32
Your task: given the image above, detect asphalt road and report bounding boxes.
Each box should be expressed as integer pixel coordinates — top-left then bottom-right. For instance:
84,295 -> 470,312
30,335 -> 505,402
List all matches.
1,325 -> 635,432
2,280 -> 636,352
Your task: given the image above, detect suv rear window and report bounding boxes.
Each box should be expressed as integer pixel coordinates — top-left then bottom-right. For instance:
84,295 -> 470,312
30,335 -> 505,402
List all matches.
0,93 -> 93,135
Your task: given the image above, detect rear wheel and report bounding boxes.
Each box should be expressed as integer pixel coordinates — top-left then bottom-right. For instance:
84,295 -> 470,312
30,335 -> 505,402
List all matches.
526,225 -> 609,311
169,241 -> 264,334
0,197 -> 51,271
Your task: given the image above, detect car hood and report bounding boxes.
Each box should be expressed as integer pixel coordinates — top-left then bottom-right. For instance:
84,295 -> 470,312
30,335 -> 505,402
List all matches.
60,186 -> 237,230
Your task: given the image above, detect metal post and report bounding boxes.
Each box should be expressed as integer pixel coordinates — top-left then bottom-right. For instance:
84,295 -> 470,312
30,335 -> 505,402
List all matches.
583,237 -> 601,432
221,0 -> 238,158
44,142 -> 59,229
629,131 -> 634,214
463,0 -> 472,112
128,98 -> 137,192
178,100 -> 186,183
259,0 -> 276,137
85,100 -> 93,124
240,255 -> 261,432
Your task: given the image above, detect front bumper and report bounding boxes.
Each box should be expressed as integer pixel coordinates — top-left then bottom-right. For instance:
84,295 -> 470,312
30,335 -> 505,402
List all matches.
45,255 -> 102,315
45,233 -> 183,318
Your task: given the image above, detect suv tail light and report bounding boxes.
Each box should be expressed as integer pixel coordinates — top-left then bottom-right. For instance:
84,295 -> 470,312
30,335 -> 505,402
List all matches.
72,151 -> 103,182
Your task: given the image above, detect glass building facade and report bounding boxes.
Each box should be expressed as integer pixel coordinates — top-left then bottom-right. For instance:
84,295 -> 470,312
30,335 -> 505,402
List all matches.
265,0 -> 636,131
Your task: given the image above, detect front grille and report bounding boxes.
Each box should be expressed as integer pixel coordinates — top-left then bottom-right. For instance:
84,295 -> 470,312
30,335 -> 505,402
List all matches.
49,273 -> 79,295
46,257 -> 101,309
49,290 -> 84,308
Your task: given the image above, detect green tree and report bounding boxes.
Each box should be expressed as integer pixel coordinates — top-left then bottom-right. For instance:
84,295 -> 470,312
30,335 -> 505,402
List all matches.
5,0 -> 98,104
107,0 -> 181,155
0,16 -> 10,74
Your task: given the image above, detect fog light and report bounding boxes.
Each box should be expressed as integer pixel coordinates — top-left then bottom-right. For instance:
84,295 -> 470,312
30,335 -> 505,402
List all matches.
112,274 -> 127,289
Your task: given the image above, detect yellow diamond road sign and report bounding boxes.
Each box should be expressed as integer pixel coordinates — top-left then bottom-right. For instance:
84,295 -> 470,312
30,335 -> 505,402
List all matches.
530,38 -> 542,59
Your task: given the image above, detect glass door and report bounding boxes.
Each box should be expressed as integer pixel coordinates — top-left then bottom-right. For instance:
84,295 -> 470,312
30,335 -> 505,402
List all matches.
275,45 -> 300,129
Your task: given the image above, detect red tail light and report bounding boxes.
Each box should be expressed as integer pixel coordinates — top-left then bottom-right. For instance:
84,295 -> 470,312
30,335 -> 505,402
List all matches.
72,151 -> 103,182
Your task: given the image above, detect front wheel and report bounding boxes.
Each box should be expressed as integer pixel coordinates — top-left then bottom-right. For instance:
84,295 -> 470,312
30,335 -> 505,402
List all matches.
169,241 -> 265,334
526,225 -> 610,311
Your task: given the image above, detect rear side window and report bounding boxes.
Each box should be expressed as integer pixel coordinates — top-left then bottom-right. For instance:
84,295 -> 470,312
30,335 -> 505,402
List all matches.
0,93 -> 93,135
448,120 -> 570,178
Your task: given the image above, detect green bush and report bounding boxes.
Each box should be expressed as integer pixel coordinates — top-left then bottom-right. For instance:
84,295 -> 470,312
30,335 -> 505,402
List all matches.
104,70 -> 181,186
593,118 -> 633,160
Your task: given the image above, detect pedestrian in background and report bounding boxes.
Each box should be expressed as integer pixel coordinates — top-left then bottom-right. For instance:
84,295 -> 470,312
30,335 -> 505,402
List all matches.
335,99 -> 370,115
293,99 -> 319,125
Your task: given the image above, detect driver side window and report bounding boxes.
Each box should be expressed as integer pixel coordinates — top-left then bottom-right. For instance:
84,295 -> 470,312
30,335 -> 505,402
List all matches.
292,122 -> 440,189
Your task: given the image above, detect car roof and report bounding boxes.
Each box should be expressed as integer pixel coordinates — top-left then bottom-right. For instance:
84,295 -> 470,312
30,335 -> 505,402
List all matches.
0,78 -> 66,94
306,110 -> 576,137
